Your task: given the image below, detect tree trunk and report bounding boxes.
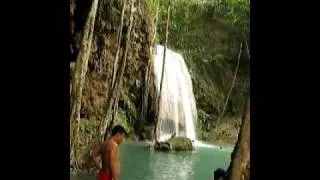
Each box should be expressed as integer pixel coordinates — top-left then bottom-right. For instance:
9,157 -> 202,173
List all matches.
70,0 -> 99,164
153,0 -> 172,143
139,0 -> 160,133
216,41 -> 243,126
244,34 -> 250,61
106,94 -> 120,135
102,0 -> 127,137
111,0 -> 127,88
224,97 -> 250,180
97,0 -> 135,143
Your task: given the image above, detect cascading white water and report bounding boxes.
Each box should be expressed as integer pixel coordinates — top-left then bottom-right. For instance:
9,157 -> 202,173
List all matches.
153,45 -> 197,142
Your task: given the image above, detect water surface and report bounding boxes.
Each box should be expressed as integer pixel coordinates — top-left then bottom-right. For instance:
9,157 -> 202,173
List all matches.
72,141 -> 231,180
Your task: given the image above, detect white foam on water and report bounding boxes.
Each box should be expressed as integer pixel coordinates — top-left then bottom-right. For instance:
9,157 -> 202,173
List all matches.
194,140 -> 234,153
194,140 -> 219,148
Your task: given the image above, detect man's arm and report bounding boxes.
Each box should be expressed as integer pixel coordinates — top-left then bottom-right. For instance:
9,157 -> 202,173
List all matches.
92,143 -> 101,169
109,144 -> 120,180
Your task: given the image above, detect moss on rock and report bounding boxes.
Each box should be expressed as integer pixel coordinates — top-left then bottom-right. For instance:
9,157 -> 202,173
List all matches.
154,136 -> 194,152
168,137 -> 194,151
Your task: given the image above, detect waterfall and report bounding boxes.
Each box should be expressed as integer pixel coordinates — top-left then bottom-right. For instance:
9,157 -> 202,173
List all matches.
153,45 -> 197,142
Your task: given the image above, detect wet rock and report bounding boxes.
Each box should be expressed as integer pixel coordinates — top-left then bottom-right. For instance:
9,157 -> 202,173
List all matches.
154,141 -> 172,151
154,136 -> 194,152
168,137 -> 194,151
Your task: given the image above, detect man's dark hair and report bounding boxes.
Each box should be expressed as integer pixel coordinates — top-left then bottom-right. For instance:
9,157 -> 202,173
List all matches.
214,168 -> 226,180
111,125 -> 127,136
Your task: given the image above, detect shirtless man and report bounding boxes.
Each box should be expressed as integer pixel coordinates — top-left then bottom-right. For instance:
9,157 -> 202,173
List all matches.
92,125 -> 127,180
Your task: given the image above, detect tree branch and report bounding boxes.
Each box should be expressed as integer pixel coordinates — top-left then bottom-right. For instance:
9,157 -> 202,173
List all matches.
216,41 -> 243,126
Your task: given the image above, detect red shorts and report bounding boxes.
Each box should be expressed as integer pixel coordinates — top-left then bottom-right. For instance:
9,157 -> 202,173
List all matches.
98,171 -> 112,180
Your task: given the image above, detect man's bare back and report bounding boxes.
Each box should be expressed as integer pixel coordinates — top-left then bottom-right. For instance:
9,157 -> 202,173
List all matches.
101,139 -> 120,179
92,125 -> 126,180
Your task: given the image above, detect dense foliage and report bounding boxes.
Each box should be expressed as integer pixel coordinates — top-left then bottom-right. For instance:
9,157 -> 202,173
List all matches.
147,0 -> 250,143
70,0 -> 249,173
